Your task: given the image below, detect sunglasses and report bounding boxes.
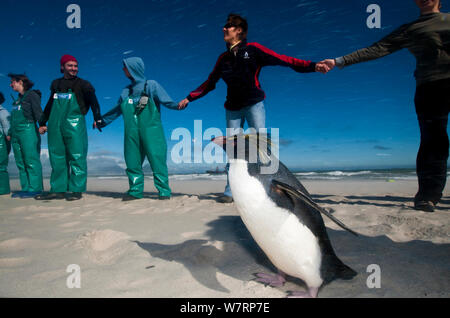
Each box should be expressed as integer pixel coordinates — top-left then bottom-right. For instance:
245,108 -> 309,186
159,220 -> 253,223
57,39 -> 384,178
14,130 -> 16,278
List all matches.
223,23 -> 236,29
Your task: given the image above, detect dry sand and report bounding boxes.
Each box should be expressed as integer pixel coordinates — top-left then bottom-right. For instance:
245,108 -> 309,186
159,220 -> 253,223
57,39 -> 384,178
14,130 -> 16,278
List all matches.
0,177 -> 448,298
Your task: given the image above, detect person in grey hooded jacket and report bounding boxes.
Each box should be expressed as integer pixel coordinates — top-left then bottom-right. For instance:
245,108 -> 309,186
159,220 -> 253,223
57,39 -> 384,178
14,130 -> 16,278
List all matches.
0,92 -> 11,195
320,0 -> 449,212
97,57 -> 181,201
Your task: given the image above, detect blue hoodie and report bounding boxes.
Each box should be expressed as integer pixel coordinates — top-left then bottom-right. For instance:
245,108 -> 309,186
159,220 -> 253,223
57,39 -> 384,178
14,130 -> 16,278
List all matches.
0,105 -> 10,136
102,57 -> 179,126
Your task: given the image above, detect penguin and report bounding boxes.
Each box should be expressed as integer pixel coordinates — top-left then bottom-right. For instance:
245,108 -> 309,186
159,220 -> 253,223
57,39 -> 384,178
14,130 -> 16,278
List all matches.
212,133 -> 358,298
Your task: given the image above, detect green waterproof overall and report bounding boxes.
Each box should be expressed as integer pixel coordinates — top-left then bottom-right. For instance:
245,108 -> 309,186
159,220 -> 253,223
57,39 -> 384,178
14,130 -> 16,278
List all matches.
10,92 -> 43,192
121,91 -> 171,198
0,130 -> 10,194
48,90 -> 88,193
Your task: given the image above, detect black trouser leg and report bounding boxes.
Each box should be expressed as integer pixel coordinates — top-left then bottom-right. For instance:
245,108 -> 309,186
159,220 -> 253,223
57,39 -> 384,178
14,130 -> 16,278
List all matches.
415,116 -> 449,203
414,78 -> 450,204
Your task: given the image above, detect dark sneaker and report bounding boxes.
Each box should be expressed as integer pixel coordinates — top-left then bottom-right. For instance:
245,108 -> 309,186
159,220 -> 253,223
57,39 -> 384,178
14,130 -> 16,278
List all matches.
414,200 -> 435,212
122,194 -> 140,201
11,191 -> 27,198
66,192 -> 82,201
158,196 -> 170,200
218,195 -> 233,203
19,191 -> 42,199
35,192 -> 66,200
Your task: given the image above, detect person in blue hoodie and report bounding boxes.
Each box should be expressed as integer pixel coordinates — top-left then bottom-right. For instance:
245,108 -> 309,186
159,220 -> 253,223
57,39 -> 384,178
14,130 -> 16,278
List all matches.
0,92 -> 11,195
97,57 -> 181,201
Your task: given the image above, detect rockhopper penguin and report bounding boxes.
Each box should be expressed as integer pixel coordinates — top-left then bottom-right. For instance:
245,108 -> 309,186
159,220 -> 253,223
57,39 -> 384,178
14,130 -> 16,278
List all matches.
212,133 -> 358,298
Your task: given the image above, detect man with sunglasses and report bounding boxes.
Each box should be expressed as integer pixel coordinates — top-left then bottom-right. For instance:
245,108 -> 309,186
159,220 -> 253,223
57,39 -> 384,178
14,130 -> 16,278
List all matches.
178,13 -> 329,203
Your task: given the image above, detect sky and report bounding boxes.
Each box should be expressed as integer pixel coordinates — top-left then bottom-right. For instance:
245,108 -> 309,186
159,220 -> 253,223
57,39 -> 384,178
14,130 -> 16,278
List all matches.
0,0 -> 447,174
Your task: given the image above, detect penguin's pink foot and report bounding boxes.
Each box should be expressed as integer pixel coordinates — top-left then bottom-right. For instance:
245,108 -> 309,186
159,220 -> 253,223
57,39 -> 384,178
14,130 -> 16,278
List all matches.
254,272 -> 286,287
287,287 -> 319,298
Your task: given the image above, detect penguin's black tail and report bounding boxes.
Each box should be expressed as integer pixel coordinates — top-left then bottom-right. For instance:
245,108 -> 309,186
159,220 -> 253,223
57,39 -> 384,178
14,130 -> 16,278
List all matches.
335,262 -> 357,280
322,254 -> 357,284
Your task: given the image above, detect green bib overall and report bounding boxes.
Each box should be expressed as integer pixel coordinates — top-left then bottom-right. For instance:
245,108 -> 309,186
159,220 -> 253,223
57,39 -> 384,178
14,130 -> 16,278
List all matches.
10,92 -> 43,192
0,129 -> 10,195
121,88 -> 170,198
47,89 -> 88,193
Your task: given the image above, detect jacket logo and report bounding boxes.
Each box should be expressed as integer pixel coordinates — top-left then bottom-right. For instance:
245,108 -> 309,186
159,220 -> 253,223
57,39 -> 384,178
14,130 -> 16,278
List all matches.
54,93 -> 72,100
243,52 -> 250,59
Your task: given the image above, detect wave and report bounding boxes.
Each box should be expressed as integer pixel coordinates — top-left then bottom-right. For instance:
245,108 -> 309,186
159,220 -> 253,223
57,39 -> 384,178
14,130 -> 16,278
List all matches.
169,174 -> 227,181
90,169 -> 449,181
294,169 -> 419,180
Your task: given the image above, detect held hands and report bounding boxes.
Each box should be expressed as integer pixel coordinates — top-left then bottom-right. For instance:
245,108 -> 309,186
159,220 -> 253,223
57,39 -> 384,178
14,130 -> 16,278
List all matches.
316,59 -> 336,74
178,98 -> 189,110
315,62 -> 330,74
39,126 -> 47,135
6,136 -> 11,141
93,119 -> 104,132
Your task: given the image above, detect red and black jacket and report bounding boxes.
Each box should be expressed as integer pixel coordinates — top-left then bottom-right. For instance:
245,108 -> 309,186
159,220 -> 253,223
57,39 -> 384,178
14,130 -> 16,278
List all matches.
186,40 -> 317,111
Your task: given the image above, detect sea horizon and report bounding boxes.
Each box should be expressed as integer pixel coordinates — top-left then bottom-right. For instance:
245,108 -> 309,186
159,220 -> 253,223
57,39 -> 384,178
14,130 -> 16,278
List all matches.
8,167 -> 449,182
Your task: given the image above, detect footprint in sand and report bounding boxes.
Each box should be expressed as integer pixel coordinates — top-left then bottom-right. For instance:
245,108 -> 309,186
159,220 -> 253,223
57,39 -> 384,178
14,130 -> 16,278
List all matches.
71,229 -> 134,265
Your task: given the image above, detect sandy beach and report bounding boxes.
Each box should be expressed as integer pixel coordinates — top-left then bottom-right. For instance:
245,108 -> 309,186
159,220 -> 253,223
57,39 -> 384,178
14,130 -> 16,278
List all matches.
0,177 -> 448,298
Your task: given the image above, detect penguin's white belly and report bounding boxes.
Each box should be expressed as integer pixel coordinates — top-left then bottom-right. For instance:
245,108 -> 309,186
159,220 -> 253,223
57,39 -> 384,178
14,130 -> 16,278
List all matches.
229,160 -> 323,288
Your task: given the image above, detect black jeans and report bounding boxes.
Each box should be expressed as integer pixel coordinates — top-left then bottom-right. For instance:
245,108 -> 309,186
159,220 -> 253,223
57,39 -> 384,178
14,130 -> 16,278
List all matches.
414,78 -> 450,203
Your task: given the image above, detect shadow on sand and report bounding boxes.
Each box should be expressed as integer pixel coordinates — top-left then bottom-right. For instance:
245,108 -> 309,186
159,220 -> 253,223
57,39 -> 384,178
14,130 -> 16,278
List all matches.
85,189 -> 449,211
134,215 -> 450,297
312,194 -> 450,212
86,191 -> 230,203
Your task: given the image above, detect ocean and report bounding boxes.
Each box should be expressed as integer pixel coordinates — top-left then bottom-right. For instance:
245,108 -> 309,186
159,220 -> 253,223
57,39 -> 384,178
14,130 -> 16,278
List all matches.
94,169 -> 450,182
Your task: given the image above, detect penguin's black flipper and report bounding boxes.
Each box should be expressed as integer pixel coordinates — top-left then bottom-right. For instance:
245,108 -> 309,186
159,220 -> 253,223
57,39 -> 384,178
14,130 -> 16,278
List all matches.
272,180 -> 358,237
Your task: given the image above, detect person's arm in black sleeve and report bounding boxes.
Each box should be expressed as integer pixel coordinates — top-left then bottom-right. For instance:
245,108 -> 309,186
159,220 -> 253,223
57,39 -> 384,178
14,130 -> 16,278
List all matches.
85,90 -> 102,122
186,52 -> 224,102
28,90 -> 43,123
39,86 -> 55,127
82,80 -> 104,131
178,52 -> 224,110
